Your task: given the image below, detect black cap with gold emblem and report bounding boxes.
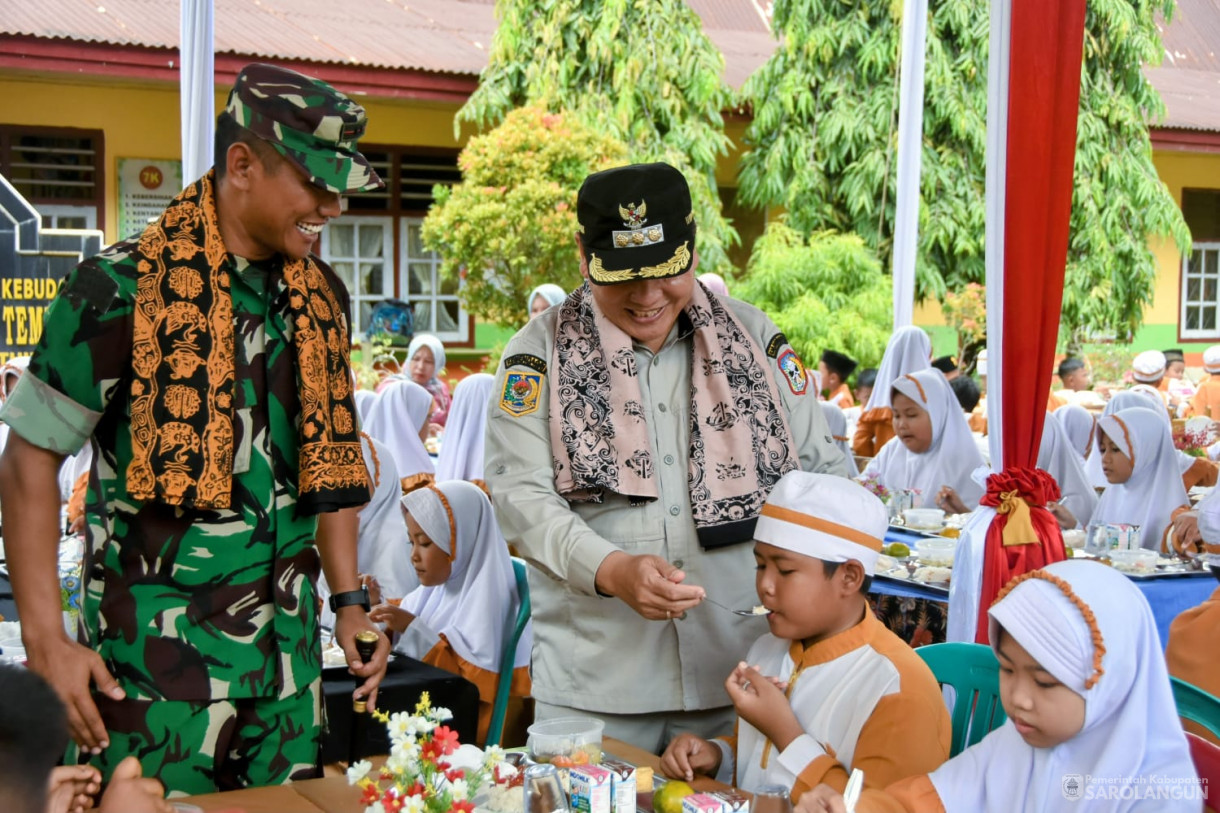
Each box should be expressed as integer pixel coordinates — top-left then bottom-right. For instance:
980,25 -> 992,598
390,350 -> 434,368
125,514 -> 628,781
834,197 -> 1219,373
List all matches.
577,162 -> 697,285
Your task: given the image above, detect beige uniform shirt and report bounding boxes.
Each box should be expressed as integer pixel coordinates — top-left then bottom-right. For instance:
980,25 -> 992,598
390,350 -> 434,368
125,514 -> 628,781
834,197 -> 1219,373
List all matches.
485,297 -> 848,714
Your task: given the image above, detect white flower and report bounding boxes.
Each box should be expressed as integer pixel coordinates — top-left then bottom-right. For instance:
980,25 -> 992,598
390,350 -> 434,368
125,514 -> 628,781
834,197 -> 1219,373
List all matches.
403,794 -> 427,813
388,711 -> 415,741
366,803 -> 387,813
483,745 -> 506,766
450,778 -> 470,801
346,759 -> 373,784
433,706 -> 453,721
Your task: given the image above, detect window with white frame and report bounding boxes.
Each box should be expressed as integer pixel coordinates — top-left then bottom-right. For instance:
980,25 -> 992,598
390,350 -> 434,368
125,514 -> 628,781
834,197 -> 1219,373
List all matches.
37,204 -> 97,231
1180,189 -> 1220,340
402,217 -> 466,342
321,217 -> 393,338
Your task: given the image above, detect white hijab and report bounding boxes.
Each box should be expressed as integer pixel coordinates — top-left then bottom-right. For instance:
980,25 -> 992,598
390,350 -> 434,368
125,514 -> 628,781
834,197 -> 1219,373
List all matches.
1092,408 -> 1189,551
931,560 -> 1195,812
818,401 -> 858,475
1037,411 -> 1098,529
363,379 -> 435,478
435,373 -> 495,482
354,389 -> 377,425
1055,403 -> 1095,462
356,434 -> 418,600
862,368 -> 985,509
527,283 -> 567,317
407,334 -> 447,385
1084,390 -> 1164,488
400,481 -> 531,672
862,325 -> 932,412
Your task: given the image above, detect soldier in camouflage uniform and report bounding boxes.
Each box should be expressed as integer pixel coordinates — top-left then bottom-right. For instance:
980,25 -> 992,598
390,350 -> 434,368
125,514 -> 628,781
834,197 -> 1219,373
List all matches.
0,64 -> 389,796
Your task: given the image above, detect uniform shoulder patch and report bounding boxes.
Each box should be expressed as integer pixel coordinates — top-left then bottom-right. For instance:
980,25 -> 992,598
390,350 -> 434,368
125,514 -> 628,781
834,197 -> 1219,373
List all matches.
766,332 -> 789,359
502,353 -> 547,375
777,348 -> 809,396
500,371 -> 544,417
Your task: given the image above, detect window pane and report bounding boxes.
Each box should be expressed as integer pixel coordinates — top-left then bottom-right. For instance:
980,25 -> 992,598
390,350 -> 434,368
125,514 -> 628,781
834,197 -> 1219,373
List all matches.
407,224 -> 427,258
329,224 -> 354,257
331,261 -> 355,292
409,262 -> 434,295
1209,250 -> 1219,277
1189,251 -> 1202,275
361,263 -> 384,297
439,300 -> 460,332
440,269 -> 459,295
1187,307 -> 1200,330
1205,278 -> 1216,303
357,225 -> 385,259
1205,307 -> 1216,331
413,301 -> 433,331
1188,278 -> 1202,301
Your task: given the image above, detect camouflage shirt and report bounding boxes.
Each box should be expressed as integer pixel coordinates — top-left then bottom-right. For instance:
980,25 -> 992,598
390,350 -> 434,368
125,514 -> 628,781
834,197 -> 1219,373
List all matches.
0,246 -> 345,702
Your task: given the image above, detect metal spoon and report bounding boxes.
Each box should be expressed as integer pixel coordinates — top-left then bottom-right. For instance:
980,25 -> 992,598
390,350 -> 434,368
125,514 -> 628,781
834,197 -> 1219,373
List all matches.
702,596 -> 772,617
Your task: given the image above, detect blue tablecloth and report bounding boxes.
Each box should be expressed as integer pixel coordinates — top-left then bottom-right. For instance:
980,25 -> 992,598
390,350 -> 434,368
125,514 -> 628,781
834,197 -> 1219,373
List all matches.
874,527 -> 1216,648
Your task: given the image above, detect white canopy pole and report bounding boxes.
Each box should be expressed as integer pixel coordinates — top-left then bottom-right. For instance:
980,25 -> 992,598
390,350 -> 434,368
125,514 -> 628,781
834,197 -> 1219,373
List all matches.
984,0 -> 1013,473
180,0 -> 215,186
890,0 -> 928,329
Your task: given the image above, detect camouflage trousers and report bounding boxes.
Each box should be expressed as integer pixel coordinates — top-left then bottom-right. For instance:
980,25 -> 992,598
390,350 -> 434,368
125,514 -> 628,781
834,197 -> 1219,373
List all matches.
84,678 -> 322,798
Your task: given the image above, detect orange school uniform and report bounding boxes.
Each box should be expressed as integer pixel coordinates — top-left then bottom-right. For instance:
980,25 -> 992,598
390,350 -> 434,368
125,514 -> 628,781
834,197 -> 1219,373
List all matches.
1166,585 -> 1220,747
423,637 -> 532,746
827,382 -> 854,410
1187,375 -> 1220,419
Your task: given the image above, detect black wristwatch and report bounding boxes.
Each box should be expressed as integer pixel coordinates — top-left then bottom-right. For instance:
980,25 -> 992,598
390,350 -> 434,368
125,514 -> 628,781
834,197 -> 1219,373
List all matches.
328,586 -> 371,613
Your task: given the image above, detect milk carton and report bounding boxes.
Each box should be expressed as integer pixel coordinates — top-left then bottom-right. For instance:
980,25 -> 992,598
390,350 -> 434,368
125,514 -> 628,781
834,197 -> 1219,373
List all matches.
707,790 -> 750,813
570,764 -> 613,813
601,759 -> 637,813
681,793 -> 727,813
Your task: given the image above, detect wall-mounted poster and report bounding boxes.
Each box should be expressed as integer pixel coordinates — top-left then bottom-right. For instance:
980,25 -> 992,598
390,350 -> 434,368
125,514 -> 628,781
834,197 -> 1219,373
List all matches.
118,159 -> 182,241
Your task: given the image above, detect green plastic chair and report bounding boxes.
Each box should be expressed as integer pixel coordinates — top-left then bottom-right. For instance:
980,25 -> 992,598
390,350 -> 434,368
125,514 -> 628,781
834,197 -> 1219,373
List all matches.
1171,676 -> 1220,741
486,557 -> 531,747
916,642 -> 1008,757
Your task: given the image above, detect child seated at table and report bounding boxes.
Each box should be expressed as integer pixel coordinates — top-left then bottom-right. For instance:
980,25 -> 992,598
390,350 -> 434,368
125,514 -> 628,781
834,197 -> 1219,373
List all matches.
369,480 -> 531,745
796,560 -> 1198,813
1091,407 -> 1191,553
858,369 -> 985,513
0,665 -> 170,813
659,472 -> 950,797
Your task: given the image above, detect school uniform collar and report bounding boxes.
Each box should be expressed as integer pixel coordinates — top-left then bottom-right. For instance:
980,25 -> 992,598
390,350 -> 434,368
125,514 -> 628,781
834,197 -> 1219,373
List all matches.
787,604 -> 878,668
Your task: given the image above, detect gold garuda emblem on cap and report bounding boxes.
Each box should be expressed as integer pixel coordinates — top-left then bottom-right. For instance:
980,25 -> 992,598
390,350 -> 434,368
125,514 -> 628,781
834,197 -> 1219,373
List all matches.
613,199 -> 664,249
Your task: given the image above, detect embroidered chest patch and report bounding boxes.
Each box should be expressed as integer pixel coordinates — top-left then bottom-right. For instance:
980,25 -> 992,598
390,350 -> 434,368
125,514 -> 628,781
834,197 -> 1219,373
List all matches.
500,372 -> 543,417
777,349 -> 808,396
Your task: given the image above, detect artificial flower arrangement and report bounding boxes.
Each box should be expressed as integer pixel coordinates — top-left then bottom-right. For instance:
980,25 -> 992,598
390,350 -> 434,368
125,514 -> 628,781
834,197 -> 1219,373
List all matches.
857,472 -> 891,502
1173,425 -> 1211,458
347,692 -> 506,813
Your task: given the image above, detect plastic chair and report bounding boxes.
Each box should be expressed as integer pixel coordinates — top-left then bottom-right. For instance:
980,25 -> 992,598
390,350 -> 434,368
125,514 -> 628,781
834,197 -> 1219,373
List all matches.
1172,676 -> 1220,741
1185,733 -> 1220,806
486,557 -> 531,746
916,642 -> 1008,757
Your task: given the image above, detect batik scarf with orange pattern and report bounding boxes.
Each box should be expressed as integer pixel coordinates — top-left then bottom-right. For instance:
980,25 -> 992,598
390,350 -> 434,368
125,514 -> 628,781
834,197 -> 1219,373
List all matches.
126,171 -> 369,515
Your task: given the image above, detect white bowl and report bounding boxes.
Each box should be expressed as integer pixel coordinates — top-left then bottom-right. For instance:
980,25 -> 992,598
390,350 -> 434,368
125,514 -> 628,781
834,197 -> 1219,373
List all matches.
917,537 -> 957,567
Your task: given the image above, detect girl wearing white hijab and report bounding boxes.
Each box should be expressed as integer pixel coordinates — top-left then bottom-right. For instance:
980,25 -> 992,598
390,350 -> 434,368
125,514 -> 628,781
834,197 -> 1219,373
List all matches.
860,369 -> 985,511
528,283 -> 567,320
1055,403 -> 1095,463
1092,407 -> 1190,552
363,379 -> 435,482
1039,411 -> 1099,530
407,333 -> 451,427
803,560 -> 1198,812
819,401 -> 859,475
370,481 -> 532,745
1084,389 -> 1164,488
435,373 -> 495,483
1087,390 -> 1218,493
852,326 -> 932,457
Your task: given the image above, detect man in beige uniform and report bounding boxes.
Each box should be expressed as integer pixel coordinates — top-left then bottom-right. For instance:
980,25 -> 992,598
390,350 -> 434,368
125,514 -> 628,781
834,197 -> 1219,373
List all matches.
485,163 -> 847,752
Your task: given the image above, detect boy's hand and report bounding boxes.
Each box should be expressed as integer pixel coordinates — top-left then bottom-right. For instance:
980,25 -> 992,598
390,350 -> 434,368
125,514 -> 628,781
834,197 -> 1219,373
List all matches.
660,733 -> 721,782
935,487 -> 969,515
1046,501 -> 1078,530
98,757 -> 172,813
725,662 -> 803,751
46,764 -> 101,813
369,603 -> 414,634
795,785 -> 848,813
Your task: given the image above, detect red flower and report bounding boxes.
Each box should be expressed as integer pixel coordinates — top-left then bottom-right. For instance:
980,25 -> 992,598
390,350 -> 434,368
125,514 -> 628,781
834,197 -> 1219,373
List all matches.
405,783 -> 426,797
421,740 -> 444,763
361,784 -> 382,805
382,789 -> 406,812
445,767 -> 466,783
432,725 -> 460,756
453,801 -> 476,813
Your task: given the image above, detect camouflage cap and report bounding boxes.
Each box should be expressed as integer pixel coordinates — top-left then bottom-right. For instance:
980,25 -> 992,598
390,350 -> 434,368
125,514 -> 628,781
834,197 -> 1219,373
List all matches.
577,162 -> 696,285
223,63 -> 383,194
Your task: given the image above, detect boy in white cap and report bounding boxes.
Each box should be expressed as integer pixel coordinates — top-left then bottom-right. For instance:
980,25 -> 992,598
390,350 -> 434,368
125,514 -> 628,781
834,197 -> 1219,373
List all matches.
1130,349 -> 1179,412
1187,345 -> 1220,421
659,471 -> 950,797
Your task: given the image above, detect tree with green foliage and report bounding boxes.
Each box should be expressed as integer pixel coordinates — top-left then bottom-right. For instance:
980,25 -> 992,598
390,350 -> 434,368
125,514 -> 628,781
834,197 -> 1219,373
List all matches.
737,0 -> 1189,348
458,0 -> 739,276
734,223 -> 893,372
421,106 -> 628,327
